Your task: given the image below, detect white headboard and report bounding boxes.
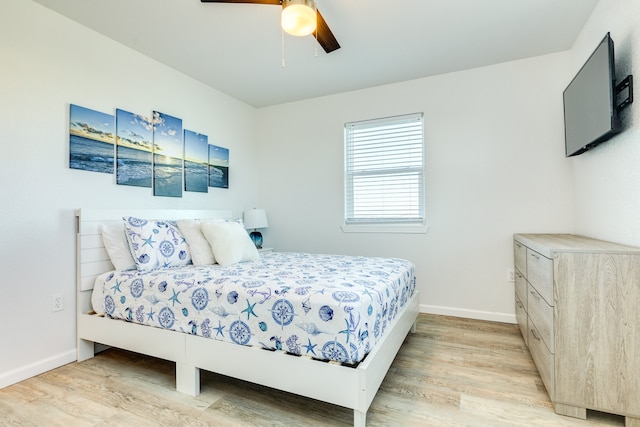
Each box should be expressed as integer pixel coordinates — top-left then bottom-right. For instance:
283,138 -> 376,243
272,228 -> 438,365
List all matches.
75,208 -> 232,314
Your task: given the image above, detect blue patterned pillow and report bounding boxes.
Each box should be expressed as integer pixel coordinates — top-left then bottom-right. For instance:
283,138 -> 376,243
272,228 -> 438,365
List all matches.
123,216 -> 192,271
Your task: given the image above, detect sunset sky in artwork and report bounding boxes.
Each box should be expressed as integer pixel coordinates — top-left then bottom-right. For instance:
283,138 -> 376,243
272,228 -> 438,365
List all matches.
153,111 -> 183,160
116,108 -> 153,152
69,104 -> 114,143
184,129 -> 208,164
209,144 -> 229,167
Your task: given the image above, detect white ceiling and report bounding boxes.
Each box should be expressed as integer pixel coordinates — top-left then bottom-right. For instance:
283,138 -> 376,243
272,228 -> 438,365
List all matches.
33,0 -> 599,108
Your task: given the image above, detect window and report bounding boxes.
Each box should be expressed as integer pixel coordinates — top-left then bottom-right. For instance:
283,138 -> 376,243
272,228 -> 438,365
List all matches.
344,113 -> 426,232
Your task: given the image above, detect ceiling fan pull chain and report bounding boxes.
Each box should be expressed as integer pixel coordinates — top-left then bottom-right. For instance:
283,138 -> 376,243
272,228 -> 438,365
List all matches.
281,27 -> 286,68
313,2 -> 318,59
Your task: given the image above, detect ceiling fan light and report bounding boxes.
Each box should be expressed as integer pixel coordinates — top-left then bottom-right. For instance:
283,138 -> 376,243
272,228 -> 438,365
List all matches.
281,0 -> 316,37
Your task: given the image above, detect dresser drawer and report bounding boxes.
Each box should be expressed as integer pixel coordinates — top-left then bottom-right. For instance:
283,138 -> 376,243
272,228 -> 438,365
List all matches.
528,324 -> 555,399
514,241 -> 527,274
515,294 -> 528,347
527,248 -> 553,305
527,284 -> 554,353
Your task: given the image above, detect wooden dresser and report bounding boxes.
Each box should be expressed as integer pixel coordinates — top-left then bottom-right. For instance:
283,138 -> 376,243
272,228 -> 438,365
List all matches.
514,234 -> 640,426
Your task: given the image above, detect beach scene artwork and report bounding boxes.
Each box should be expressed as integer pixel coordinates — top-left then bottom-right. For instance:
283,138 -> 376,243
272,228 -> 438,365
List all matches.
69,103 -> 221,198
69,104 -> 115,174
208,144 -> 229,189
184,130 -> 209,193
115,109 -> 153,188
153,111 -> 183,198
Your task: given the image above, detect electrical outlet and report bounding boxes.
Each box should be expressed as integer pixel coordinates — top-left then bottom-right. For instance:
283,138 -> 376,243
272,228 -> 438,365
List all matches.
507,269 -> 515,282
52,293 -> 63,312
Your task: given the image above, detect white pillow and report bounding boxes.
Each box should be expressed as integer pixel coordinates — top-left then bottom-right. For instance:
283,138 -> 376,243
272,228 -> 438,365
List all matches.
101,223 -> 136,270
123,217 -> 192,271
200,220 -> 259,266
177,219 -> 217,266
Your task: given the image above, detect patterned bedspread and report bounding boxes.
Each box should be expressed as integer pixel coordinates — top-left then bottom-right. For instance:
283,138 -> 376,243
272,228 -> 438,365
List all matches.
92,252 -> 416,364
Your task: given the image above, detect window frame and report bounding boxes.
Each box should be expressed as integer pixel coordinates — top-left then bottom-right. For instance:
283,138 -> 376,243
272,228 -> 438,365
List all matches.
342,112 -> 428,234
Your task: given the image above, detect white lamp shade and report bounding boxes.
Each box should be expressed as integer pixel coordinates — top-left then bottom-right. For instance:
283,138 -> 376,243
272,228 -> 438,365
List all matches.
281,0 -> 316,37
244,209 -> 268,229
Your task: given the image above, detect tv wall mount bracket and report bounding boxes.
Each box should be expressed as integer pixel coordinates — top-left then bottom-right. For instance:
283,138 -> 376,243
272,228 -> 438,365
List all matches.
615,74 -> 633,112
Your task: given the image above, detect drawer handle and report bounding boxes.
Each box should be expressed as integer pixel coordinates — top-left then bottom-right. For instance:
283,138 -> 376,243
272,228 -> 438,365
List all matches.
516,300 -> 522,308
529,290 -> 540,300
515,243 -> 522,249
516,272 -> 523,278
531,328 -> 541,340
530,253 -> 540,260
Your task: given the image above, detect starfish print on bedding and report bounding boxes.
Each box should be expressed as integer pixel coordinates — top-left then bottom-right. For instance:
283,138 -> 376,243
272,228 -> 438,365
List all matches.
338,319 -> 354,343
302,338 -> 317,356
169,289 -> 181,306
111,280 -> 122,294
214,321 -> 225,337
241,299 -> 258,320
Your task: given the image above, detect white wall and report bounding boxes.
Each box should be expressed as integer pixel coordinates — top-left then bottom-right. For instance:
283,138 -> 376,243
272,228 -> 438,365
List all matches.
569,0 -> 640,245
256,52 -> 574,322
0,0 -> 258,388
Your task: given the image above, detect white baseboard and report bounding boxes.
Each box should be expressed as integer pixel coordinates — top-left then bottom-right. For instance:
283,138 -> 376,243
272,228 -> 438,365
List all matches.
420,304 -> 517,324
0,350 -> 76,389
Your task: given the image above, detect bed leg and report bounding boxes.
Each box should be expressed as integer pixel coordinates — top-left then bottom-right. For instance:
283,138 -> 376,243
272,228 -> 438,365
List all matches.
176,363 -> 200,396
410,321 -> 417,334
77,338 -> 95,362
354,410 -> 366,427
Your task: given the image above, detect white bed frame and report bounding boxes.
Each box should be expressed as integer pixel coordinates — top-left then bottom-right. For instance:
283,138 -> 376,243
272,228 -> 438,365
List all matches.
75,208 -> 420,426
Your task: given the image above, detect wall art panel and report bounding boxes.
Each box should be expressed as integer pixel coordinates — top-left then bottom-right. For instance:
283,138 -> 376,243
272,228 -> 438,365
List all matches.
184,129 -> 209,193
208,144 -> 229,189
115,109 -> 153,188
69,104 -> 114,174
152,111 -> 183,197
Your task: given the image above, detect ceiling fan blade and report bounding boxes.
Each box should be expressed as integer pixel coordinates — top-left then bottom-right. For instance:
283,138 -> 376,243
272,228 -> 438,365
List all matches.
200,0 -> 282,5
201,0 -> 341,53
314,9 -> 340,53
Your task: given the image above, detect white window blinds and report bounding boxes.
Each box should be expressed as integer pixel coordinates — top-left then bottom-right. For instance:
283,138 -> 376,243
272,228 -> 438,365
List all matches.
344,113 -> 424,225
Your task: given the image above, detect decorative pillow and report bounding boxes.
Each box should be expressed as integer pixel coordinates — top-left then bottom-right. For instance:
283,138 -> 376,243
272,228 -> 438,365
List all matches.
177,219 -> 218,266
200,220 -> 259,267
101,223 -> 136,270
123,216 -> 192,271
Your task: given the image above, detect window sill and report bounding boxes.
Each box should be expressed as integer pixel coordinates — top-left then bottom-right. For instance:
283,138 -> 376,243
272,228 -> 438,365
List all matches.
341,224 -> 429,234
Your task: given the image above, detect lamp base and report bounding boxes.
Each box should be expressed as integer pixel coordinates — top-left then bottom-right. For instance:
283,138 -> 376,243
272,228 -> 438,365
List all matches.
249,230 -> 263,249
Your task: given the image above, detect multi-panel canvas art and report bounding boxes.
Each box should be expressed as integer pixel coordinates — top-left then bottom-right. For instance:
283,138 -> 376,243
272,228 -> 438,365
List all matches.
115,109 -> 153,188
184,130 -> 209,193
152,111 -> 183,198
69,103 -> 228,196
69,104 -> 114,174
208,144 -> 229,188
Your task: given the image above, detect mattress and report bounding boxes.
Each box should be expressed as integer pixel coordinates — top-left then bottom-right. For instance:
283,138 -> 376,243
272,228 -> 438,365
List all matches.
91,252 -> 416,364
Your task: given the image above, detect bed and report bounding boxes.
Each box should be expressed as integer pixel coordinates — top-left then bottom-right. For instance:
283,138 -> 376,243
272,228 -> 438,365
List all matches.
76,208 -> 420,426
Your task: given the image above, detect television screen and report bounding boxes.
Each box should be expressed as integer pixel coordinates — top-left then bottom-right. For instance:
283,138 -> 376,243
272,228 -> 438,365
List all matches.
563,33 -> 620,157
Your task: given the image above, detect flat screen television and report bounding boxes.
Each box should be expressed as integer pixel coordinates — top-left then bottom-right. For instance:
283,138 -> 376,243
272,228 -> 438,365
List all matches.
563,33 -> 620,157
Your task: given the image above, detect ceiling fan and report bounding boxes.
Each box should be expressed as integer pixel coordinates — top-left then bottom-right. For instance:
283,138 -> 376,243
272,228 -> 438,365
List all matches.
201,0 -> 341,53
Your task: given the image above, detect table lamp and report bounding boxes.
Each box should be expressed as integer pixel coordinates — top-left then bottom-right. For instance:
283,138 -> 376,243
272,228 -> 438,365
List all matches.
243,208 -> 268,249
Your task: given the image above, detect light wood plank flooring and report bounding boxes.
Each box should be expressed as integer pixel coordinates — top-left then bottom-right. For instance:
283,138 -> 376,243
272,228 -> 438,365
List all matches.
0,314 -> 625,426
